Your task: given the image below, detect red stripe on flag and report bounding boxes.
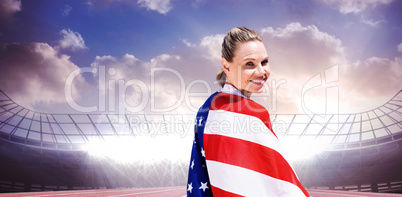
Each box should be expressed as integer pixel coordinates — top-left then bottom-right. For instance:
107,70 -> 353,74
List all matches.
211,185 -> 244,197
204,134 -> 309,197
210,92 -> 276,138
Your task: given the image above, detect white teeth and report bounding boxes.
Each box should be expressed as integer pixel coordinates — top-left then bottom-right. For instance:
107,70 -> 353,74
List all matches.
250,80 -> 265,84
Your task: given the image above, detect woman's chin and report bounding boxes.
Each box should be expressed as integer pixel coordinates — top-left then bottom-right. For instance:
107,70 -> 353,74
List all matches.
247,88 -> 265,95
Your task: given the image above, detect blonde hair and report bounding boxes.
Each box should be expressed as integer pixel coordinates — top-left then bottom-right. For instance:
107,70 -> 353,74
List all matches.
216,27 -> 263,87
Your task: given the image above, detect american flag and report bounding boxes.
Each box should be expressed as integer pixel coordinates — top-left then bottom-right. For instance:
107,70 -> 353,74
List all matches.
187,84 -> 309,196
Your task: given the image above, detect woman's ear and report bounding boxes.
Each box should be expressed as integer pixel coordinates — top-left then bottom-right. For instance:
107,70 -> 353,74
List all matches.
221,57 -> 230,74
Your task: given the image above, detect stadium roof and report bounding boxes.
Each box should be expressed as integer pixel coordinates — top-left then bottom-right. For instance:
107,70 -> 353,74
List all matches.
1,89 -> 401,151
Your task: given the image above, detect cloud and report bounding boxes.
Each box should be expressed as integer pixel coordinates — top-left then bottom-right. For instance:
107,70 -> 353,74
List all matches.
0,34 -> 220,114
181,39 -> 196,48
58,29 -> 88,51
83,22 -> 401,115
0,43 -> 87,111
88,35 -> 224,114
91,53 -> 148,83
259,22 -> 401,113
137,0 -> 172,14
261,23 -> 346,78
87,0 -> 173,14
199,34 -> 225,60
259,23 -> 346,113
0,0 -> 21,22
360,17 -> 386,27
5,23 -> 397,115
62,4 -> 73,17
398,43 -> 402,53
340,56 -> 402,112
318,0 -> 393,14
89,53 -> 215,114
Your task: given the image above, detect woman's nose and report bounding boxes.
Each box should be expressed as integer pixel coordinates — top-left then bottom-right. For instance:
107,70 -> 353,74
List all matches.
255,64 -> 266,75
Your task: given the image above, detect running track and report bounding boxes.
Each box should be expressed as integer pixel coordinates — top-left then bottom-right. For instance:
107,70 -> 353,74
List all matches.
1,187 -> 402,197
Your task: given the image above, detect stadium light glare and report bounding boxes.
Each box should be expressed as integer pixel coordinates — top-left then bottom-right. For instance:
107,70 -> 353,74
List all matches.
280,137 -> 330,161
83,135 -> 192,164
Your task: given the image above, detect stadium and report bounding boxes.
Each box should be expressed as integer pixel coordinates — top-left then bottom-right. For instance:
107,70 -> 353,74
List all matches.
0,89 -> 401,195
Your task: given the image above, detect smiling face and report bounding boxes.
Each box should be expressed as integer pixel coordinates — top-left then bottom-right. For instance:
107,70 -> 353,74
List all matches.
222,40 -> 270,98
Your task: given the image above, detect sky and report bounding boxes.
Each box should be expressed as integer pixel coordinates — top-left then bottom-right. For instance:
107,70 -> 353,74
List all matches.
0,0 -> 401,115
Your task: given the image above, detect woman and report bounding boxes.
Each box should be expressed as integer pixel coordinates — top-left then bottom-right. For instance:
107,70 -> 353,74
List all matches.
187,27 -> 309,197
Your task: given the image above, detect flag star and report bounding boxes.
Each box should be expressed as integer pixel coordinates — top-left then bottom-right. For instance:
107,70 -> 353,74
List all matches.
201,148 -> 205,157
199,182 -> 209,192
191,160 -> 195,170
187,182 -> 193,193
198,117 -> 203,126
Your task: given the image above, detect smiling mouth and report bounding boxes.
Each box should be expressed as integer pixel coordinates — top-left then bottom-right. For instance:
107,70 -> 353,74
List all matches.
249,78 -> 266,85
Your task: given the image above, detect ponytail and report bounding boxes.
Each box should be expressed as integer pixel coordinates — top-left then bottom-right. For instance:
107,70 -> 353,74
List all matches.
216,68 -> 226,87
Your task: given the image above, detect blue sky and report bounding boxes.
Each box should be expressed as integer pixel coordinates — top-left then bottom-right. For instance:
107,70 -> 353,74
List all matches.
0,0 -> 401,114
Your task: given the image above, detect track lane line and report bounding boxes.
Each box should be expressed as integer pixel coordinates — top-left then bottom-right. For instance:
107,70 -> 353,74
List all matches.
308,190 -> 370,197
108,188 -> 182,197
23,188 -> 158,197
308,189 -> 402,197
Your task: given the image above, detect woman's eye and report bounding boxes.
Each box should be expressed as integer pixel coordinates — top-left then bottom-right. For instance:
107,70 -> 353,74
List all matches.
262,60 -> 268,66
246,62 -> 254,66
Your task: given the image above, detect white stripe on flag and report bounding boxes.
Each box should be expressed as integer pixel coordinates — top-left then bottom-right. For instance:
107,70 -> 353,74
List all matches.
205,110 -> 285,157
206,160 -> 306,197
